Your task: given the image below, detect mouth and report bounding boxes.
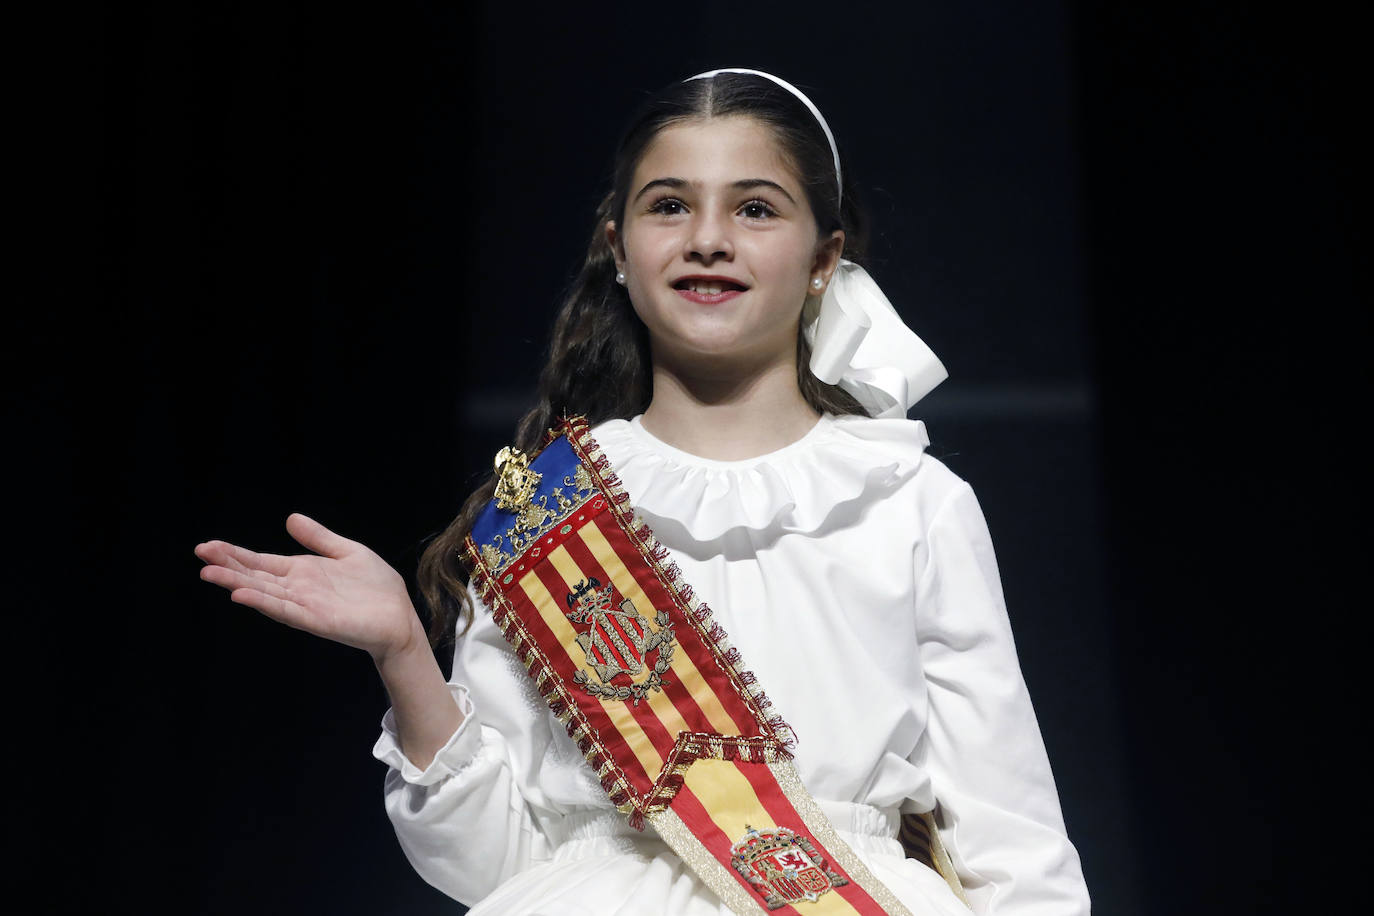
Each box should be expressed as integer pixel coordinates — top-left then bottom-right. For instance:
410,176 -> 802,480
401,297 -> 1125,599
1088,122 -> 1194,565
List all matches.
673,276 -> 748,304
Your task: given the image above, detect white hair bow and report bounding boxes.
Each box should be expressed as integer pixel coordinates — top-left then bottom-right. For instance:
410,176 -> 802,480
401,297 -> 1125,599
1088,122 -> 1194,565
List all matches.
804,259 -> 948,418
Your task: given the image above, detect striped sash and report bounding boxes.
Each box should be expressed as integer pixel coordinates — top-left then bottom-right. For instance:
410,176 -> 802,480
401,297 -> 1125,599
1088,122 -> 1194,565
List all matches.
465,417 -> 917,915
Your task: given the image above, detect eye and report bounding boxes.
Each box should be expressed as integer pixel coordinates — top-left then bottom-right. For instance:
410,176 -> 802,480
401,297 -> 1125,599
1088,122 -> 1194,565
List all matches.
647,197 -> 687,216
738,199 -> 778,220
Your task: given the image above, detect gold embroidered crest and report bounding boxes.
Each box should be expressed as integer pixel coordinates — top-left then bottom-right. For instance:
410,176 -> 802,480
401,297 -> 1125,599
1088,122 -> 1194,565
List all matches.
565,576 -> 676,705
730,825 -> 847,908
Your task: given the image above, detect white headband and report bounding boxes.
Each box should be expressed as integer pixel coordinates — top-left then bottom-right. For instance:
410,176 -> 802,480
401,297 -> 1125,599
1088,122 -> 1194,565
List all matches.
686,68 -> 842,205
682,68 -> 948,415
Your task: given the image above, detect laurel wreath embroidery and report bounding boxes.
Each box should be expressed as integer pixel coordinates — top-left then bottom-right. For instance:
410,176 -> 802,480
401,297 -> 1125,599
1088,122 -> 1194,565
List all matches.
566,577 -> 678,705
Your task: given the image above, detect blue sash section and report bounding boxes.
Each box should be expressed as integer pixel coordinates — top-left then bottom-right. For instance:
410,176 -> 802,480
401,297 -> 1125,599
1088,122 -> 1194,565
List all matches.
470,435 -> 583,556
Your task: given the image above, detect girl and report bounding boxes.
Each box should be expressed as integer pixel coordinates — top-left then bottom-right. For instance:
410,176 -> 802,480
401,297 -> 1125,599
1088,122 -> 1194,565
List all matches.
196,69 -> 1089,915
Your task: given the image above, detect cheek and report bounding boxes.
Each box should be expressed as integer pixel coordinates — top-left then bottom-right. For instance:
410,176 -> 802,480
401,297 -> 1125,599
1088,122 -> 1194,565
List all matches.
625,285 -> 652,325
621,233 -> 680,310
622,222 -> 676,266
623,272 -> 668,334
749,239 -> 815,293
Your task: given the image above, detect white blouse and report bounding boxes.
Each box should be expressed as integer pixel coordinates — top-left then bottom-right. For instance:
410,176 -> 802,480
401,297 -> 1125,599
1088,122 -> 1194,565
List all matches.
374,414 -> 1089,914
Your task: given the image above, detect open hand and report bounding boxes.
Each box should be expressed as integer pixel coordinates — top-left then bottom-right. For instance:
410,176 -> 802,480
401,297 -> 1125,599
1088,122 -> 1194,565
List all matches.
195,513 -> 421,662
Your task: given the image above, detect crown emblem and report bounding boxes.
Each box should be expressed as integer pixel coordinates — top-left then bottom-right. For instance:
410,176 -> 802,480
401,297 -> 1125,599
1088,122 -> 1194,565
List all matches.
494,446 -> 542,512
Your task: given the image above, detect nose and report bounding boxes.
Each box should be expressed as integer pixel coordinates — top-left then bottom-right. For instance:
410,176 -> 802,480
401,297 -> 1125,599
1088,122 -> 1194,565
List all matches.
685,210 -> 734,264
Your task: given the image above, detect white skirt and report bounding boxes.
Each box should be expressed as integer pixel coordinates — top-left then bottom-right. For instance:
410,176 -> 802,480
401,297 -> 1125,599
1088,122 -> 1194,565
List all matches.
468,801 -> 972,915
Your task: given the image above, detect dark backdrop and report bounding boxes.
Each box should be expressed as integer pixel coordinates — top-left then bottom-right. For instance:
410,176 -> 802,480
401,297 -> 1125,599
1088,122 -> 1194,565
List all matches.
54,1 -> 1359,912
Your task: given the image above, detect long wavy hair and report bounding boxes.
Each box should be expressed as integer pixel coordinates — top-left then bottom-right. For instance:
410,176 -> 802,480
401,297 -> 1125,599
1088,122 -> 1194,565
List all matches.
418,72 -> 874,645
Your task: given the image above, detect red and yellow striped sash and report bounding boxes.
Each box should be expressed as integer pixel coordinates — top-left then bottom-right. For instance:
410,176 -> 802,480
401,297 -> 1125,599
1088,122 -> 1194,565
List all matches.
465,418 -> 913,915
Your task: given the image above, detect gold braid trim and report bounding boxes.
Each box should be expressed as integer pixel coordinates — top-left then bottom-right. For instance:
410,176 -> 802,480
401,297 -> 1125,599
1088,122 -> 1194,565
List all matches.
768,760 -> 917,916
648,807 -> 764,916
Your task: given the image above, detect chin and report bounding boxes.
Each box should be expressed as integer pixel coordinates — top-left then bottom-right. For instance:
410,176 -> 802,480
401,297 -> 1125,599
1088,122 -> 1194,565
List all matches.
658,335 -> 795,373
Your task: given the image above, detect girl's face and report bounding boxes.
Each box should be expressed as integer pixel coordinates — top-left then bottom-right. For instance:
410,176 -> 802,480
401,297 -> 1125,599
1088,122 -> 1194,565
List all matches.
608,116 -> 843,374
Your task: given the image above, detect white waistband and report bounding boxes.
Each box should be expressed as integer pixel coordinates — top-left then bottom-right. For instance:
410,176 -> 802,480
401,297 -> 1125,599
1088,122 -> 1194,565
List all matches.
547,799 -> 904,864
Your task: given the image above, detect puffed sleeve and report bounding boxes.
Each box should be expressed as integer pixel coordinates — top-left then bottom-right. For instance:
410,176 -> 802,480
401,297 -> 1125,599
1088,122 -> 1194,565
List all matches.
913,482 -> 1090,915
371,584 -> 556,904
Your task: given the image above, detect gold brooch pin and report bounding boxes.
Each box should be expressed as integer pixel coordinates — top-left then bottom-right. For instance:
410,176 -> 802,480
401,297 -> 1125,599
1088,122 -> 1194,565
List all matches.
494,446 -> 542,513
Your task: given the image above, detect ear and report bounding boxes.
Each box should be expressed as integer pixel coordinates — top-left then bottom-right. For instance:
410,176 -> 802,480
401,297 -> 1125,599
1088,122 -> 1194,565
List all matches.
811,229 -> 845,286
606,220 -> 625,271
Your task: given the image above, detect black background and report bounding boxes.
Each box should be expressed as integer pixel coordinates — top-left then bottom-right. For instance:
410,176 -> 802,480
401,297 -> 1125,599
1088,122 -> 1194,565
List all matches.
35,0 -> 1361,912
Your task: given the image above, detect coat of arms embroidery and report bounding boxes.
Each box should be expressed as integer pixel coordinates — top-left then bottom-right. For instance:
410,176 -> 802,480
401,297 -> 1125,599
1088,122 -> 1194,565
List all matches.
565,577 -> 676,704
730,825 -> 848,908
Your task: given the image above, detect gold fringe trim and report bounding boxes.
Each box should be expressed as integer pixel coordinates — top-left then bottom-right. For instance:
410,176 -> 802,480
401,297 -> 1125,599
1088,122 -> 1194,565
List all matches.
466,532 -> 639,812
637,731 -> 789,819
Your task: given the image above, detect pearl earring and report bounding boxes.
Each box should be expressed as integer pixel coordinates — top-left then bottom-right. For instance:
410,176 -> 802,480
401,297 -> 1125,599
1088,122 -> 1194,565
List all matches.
811,277 -> 824,291
616,271 -> 626,286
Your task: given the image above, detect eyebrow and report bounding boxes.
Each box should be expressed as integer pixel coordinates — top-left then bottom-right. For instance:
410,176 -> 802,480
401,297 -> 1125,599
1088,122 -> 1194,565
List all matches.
632,177 -> 798,206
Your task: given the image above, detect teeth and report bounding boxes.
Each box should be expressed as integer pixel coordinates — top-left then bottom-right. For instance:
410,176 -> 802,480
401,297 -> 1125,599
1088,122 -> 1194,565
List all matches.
690,282 -> 724,295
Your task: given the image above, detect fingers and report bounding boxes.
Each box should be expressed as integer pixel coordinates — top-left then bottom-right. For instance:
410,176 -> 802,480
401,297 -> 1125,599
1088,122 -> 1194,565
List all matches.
194,540 -> 291,577
199,561 -> 290,602
196,546 -> 316,633
285,513 -> 354,560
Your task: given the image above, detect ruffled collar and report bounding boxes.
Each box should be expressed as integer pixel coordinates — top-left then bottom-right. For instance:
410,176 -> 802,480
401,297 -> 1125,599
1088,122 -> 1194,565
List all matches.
590,413 -> 930,543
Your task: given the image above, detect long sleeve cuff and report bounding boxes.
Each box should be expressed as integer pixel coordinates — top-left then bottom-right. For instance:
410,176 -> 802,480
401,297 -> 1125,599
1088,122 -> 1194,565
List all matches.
372,684 -> 480,786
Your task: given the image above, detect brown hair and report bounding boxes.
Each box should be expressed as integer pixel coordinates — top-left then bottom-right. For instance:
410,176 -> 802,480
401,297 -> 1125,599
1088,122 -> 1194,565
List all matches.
417,73 -> 873,646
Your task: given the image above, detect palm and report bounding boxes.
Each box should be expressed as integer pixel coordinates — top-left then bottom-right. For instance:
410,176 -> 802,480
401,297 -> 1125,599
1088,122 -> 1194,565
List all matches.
195,513 -> 417,659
